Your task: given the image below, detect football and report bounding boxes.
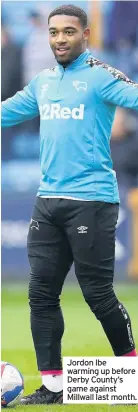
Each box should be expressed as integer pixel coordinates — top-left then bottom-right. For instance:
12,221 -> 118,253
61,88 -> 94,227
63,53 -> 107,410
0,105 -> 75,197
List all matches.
1,362 -> 24,407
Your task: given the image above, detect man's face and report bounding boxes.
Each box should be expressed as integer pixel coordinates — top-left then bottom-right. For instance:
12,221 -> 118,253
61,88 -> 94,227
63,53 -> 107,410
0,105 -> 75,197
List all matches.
48,15 -> 90,66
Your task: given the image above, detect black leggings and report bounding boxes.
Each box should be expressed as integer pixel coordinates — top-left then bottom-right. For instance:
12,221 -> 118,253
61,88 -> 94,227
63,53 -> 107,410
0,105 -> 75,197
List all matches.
28,198 -> 135,370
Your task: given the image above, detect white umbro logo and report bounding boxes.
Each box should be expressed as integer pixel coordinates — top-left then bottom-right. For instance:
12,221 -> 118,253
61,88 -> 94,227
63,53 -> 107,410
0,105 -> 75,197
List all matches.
73,81 -> 87,92
40,84 -> 49,98
77,226 -> 88,234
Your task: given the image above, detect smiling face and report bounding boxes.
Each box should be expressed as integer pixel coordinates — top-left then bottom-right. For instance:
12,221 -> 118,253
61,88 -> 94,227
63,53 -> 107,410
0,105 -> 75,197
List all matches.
48,14 -> 90,66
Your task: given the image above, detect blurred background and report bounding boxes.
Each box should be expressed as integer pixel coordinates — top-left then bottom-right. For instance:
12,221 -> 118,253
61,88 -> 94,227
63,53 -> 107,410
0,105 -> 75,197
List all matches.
1,0 -> 138,386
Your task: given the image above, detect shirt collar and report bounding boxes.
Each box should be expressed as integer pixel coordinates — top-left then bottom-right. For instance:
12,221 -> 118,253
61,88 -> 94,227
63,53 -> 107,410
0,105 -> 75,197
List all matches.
56,49 -> 92,73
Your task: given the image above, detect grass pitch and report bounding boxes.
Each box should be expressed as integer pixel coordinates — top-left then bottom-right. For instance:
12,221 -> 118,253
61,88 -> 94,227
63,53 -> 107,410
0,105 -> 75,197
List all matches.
1,282 -> 138,412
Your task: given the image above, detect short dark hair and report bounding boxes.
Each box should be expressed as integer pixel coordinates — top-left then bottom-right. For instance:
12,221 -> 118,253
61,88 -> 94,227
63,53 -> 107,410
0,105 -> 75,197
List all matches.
48,4 -> 88,28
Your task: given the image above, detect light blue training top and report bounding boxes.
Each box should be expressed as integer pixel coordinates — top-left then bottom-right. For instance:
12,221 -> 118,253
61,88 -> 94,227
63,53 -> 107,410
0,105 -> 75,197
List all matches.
1,50 -> 138,202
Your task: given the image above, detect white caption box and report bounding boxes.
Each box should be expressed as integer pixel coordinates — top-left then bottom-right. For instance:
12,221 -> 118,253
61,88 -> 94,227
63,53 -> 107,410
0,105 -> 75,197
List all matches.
63,357 -> 138,404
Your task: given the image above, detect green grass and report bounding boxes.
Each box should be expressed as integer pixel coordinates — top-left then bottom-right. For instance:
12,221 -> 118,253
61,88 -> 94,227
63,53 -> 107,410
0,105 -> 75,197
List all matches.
1,283 -> 138,412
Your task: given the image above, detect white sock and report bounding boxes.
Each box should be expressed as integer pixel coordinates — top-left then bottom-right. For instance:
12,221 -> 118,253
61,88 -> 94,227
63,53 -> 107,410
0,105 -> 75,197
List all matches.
42,374 -> 63,393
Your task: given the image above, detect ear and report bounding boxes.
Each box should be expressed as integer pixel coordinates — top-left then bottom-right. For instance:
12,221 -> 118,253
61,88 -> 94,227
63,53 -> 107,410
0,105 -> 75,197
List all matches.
83,27 -> 90,42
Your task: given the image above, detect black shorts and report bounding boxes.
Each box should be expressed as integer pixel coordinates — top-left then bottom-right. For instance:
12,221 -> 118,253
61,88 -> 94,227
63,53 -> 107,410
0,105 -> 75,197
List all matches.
27,198 -> 119,296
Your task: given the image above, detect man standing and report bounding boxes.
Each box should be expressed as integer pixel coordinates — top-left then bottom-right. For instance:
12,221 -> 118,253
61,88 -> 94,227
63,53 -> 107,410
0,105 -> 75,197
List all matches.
1,5 -> 138,405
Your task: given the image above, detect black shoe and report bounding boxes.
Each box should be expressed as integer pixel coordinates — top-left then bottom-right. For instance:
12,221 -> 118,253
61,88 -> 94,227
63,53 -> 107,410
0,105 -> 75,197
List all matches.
20,385 -> 63,405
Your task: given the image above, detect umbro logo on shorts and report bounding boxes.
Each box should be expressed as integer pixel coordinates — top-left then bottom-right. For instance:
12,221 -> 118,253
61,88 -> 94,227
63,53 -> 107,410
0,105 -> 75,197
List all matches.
77,226 -> 88,233
30,219 -> 39,231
